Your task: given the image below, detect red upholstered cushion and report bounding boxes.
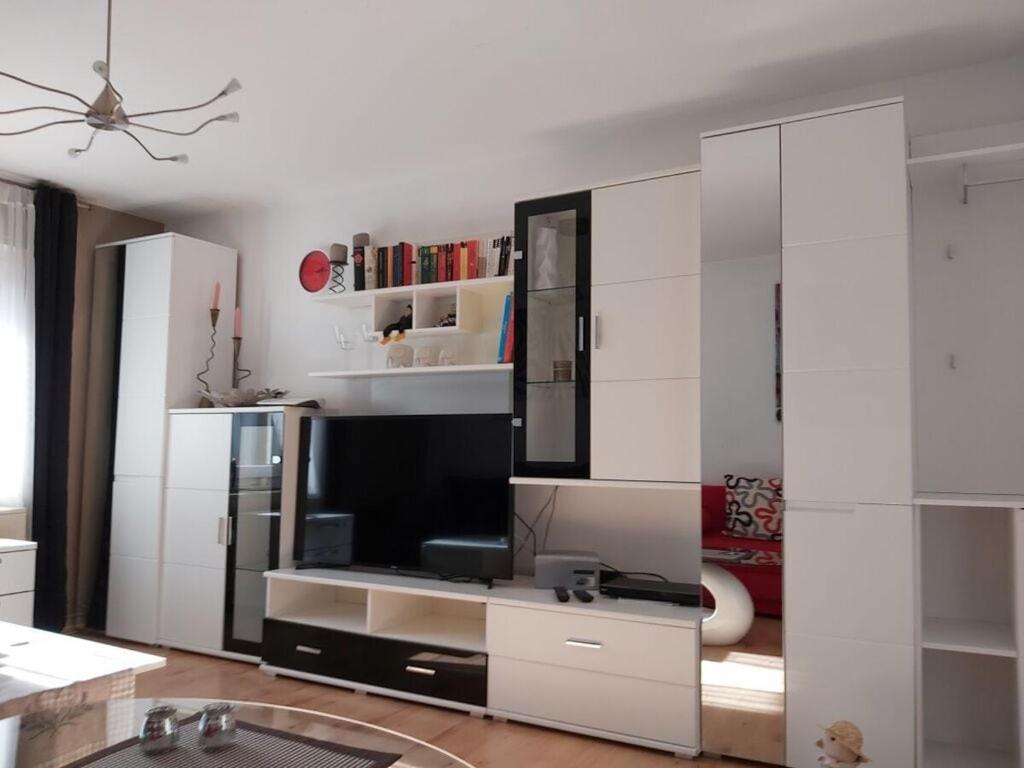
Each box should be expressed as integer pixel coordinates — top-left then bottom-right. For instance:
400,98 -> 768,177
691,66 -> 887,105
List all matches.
702,530 -> 782,555
702,485 -> 728,532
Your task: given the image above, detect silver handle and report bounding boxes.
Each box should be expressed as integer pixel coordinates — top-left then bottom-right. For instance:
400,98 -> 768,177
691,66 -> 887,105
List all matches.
577,316 -> 585,352
405,665 -> 436,676
592,314 -> 601,350
565,638 -> 603,649
295,645 -> 322,656
948,353 -> 958,370
216,517 -> 227,546
226,517 -> 234,547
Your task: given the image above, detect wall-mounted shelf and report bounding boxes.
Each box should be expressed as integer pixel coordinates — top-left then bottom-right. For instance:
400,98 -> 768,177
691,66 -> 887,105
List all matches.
921,616 -> 1016,658
315,275 -> 512,308
914,492 -> 1024,509
309,363 -> 512,380
509,476 -> 700,492
908,141 -> 1024,201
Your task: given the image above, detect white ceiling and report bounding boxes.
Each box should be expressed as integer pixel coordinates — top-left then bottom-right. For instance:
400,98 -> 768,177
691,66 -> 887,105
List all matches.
1,0 -> 1023,221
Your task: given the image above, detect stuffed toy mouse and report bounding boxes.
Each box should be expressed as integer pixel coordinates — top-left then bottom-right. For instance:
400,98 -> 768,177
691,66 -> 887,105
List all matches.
816,720 -> 870,766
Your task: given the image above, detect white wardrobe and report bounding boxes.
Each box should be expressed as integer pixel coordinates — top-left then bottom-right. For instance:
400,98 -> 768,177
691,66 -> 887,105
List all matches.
703,99 -> 916,767
105,233 -> 237,644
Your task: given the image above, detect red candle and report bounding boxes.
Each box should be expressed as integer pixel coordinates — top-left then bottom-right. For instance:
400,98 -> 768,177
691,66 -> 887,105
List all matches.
233,306 -> 242,337
211,281 -> 221,310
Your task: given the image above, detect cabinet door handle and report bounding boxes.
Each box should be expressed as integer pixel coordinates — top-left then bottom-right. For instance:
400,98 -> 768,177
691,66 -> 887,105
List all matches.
295,645 -> 322,656
592,314 -> 601,350
405,665 -> 436,676
216,517 -> 227,546
565,638 -> 603,649
577,316 -> 585,352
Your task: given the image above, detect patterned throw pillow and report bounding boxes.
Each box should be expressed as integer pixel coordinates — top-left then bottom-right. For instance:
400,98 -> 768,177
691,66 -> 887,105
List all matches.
723,475 -> 783,541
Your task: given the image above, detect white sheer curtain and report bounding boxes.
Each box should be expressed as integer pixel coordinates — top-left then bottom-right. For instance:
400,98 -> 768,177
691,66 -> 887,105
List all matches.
0,181 -> 35,510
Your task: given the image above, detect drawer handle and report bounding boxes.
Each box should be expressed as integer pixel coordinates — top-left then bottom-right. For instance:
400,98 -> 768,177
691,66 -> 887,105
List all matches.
565,638 -> 603,649
295,645 -> 322,656
405,665 -> 436,677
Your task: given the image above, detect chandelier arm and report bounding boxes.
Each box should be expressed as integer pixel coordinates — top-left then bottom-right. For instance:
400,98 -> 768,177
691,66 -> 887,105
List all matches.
106,0 -> 113,77
125,92 -> 226,119
121,128 -> 182,161
70,129 -> 101,156
0,106 -> 86,116
0,70 -> 93,110
129,115 -> 225,136
0,118 -> 83,136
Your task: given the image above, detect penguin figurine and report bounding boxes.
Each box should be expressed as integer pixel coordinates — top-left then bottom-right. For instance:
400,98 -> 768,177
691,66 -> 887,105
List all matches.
379,304 -> 413,345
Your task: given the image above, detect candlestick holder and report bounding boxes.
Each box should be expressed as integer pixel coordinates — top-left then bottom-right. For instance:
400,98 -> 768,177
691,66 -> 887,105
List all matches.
232,336 -> 252,389
196,308 -> 219,398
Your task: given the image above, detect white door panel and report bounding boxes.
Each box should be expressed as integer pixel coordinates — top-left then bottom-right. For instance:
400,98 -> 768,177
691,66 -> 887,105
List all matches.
591,276 -> 699,381
166,414 -> 232,490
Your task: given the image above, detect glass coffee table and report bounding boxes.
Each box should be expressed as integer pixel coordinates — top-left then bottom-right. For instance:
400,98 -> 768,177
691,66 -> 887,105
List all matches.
0,698 -> 474,767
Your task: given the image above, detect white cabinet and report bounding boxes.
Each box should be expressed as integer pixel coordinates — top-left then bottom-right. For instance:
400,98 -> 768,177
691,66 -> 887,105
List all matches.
591,172 -> 700,285
591,276 -> 699,382
110,476 -> 163,560
781,103 -> 908,246
591,379 -> 700,483
0,541 -> 36,627
106,554 -> 159,642
163,488 -> 230,569
105,233 -> 237,644
159,562 -> 225,651
587,171 -> 701,484
166,414 -> 232,490
786,632 -> 915,768
783,368 -> 913,505
782,234 -> 910,373
785,504 -> 914,645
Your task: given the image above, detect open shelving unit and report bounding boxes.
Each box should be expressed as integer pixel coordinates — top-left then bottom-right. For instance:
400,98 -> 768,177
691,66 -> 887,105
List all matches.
915,496 -> 1024,768
907,141 -> 1024,201
309,363 -> 512,380
311,275 -> 514,379
266,569 -> 489,654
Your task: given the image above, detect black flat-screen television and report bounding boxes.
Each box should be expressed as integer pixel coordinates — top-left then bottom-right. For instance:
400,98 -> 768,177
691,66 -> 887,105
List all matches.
294,413 -> 513,581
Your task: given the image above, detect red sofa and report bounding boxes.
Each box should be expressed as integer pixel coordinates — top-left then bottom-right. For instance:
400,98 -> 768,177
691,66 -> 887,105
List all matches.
702,485 -> 782,618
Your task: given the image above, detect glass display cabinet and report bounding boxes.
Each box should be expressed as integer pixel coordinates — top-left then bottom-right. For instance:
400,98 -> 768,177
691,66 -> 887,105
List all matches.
224,411 -> 282,656
512,191 -> 591,478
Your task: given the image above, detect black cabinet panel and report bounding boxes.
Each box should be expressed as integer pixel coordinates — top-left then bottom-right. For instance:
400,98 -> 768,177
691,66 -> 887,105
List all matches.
366,636 -> 487,707
262,619 -> 487,707
513,190 -> 592,478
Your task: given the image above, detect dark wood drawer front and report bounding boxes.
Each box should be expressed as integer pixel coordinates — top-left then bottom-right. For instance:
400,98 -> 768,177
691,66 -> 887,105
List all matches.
367,637 -> 487,706
263,620 -> 365,678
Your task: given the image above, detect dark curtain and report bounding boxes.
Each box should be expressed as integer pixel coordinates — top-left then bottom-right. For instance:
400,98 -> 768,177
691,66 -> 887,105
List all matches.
32,186 -> 78,631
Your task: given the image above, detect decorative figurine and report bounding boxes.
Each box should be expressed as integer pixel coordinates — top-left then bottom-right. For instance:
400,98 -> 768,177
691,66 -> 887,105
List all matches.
816,721 -> 870,766
380,304 -> 413,344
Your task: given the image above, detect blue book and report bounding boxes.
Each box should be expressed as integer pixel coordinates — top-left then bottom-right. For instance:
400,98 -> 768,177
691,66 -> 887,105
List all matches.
497,293 -> 512,362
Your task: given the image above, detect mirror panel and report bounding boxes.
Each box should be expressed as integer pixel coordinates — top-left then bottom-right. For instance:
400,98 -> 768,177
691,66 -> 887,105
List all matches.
699,125 -> 784,765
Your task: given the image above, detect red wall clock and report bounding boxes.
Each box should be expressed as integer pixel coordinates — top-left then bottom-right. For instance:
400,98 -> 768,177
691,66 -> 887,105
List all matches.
299,249 -> 331,293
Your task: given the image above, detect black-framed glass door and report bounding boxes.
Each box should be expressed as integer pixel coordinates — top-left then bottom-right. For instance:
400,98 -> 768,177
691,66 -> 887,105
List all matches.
513,190 -> 591,478
224,412 -> 282,656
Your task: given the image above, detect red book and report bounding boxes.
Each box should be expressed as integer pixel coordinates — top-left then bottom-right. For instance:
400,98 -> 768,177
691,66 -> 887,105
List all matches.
502,303 -> 514,363
467,240 -> 479,280
401,242 -> 413,287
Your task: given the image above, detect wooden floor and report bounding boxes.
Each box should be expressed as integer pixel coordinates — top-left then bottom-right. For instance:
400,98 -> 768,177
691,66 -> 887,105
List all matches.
116,640 -> 773,768
701,617 -> 785,765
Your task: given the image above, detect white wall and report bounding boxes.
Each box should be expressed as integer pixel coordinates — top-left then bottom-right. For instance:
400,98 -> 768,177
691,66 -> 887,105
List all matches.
701,254 -> 782,485
168,54 -> 1024,577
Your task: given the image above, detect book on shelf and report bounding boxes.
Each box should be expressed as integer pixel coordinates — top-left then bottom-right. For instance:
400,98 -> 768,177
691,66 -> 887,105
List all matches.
497,292 -> 512,363
354,244 -> 367,290
467,239 -> 479,279
502,301 -> 514,363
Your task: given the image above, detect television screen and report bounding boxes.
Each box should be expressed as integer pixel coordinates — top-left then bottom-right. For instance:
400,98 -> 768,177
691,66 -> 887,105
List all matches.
294,413 -> 513,581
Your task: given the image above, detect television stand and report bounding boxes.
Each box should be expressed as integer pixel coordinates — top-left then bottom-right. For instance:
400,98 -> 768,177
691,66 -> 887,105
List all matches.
260,567 -> 702,757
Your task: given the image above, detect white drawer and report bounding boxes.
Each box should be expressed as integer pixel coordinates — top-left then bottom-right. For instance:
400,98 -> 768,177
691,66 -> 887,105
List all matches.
0,549 -> 35,595
0,591 -> 33,625
487,604 -> 696,686
489,656 -> 697,748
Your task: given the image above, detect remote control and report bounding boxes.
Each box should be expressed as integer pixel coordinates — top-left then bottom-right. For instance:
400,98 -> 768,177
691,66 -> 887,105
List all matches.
573,589 -> 594,603
554,586 -> 570,603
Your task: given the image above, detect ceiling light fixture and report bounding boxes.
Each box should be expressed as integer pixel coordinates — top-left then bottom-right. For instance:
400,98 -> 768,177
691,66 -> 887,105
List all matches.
0,0 -> 240,164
